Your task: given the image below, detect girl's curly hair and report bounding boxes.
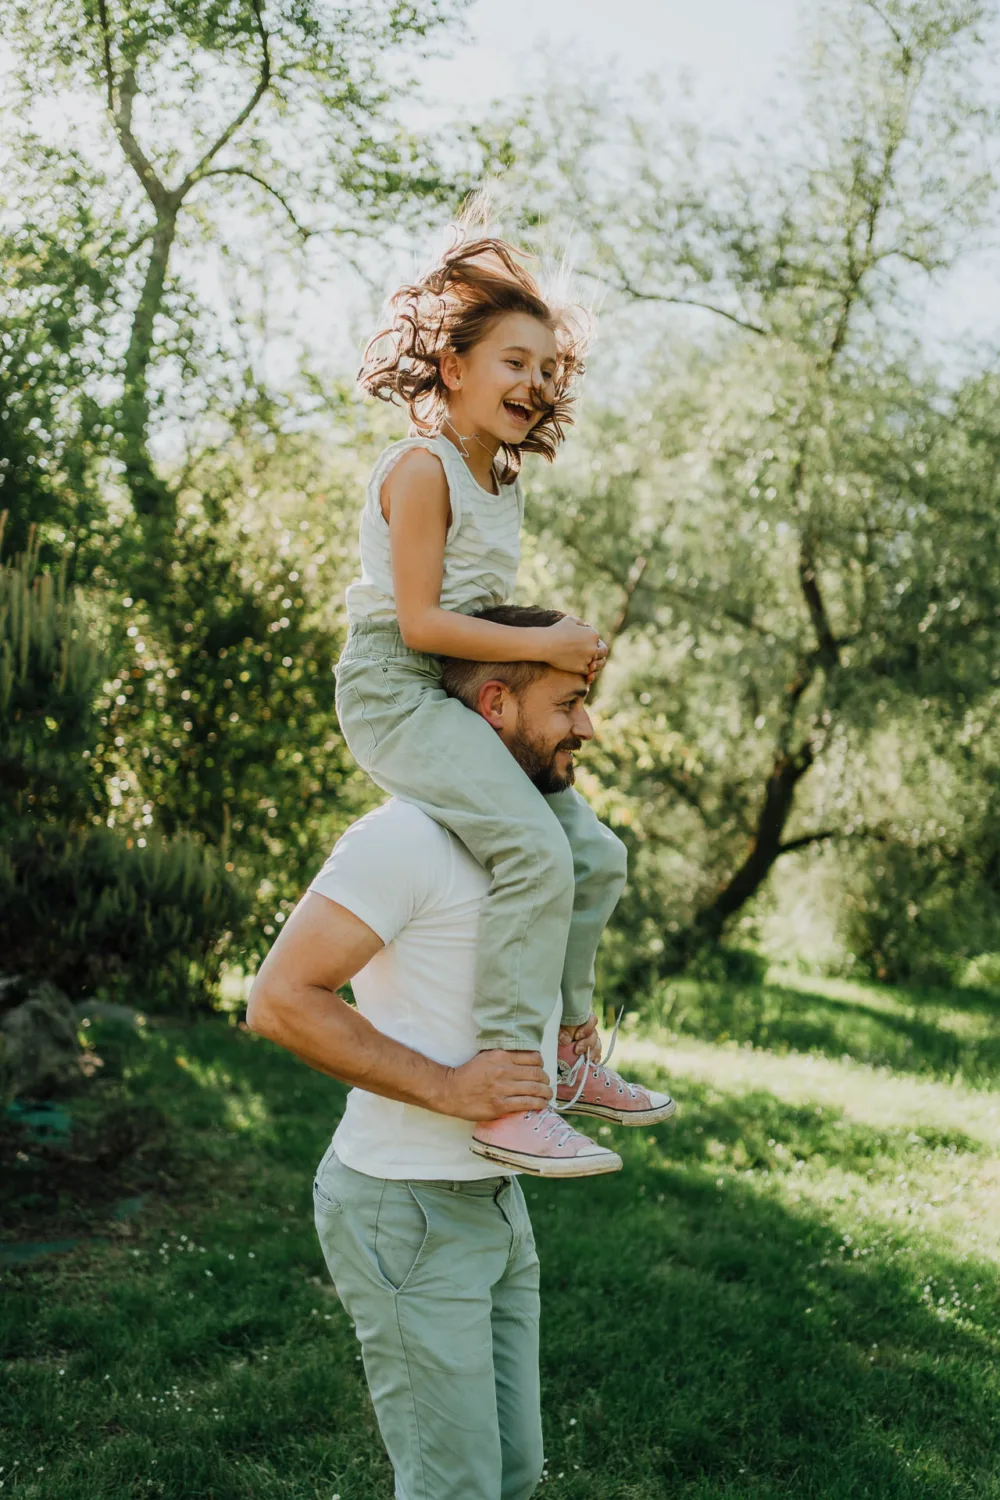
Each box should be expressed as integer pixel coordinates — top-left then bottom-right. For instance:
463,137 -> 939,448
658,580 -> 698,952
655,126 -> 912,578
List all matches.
357,230 -> 591,484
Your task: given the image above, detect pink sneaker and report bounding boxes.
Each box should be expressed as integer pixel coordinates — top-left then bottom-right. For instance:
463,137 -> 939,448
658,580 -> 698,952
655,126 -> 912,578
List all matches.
471,1107 -> 623,1178
557,1026 -> 676,1127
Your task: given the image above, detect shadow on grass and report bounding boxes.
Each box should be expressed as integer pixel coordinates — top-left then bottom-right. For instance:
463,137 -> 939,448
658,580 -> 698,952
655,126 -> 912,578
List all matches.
529,1083 -> 998,1499
653,977 -> 1000,1083
2,1020 -> 998,1499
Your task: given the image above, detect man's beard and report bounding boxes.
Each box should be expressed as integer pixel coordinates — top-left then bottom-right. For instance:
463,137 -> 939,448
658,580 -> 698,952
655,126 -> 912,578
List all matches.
508,730 -> 582,795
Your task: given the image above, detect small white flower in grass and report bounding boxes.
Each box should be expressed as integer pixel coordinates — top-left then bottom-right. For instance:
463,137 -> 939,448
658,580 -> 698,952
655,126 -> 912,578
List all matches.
569,1418 -> 576,1426
229,1254 -> 235,1260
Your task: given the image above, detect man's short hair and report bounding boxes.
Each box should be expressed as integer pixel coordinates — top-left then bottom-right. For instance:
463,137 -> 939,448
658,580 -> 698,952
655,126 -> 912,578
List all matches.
439,605 -> 566,709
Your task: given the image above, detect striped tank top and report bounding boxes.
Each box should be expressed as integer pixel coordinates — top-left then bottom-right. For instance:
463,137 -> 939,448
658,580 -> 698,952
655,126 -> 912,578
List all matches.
345,434 -> 524,626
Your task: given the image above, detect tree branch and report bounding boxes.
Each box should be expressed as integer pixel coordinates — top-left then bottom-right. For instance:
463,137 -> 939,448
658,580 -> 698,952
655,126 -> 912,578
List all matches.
863,0 -> 909,57
612,270 -> 769,337
778,828 -> 838,854
111,65 -> 168,209
195,167 -> 311,240
95,0 -> 116,114
177,0 -> 272,198
588,555 -> 647,706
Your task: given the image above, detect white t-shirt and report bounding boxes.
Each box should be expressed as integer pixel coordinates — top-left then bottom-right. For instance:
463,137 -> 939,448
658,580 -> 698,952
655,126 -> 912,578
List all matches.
308,797 -> 560,1180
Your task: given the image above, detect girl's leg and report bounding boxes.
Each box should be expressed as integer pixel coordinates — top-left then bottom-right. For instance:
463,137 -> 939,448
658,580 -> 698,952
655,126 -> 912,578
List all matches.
545,788 -> 628,1026
337,654 -> 573,1052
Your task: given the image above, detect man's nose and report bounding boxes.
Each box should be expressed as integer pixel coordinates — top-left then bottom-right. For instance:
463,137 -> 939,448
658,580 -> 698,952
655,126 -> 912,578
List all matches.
573,706 -> 594,740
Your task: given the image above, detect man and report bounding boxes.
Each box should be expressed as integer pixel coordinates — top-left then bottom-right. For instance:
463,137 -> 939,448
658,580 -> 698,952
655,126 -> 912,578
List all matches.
246,605 -> 674,1500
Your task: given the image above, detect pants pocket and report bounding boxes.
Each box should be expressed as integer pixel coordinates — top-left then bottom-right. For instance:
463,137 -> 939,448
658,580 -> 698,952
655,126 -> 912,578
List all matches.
335,658 -> 419,773
373,1182 -> 432,1293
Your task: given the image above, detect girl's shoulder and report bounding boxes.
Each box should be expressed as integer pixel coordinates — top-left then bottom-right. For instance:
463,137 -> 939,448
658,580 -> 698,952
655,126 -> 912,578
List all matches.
367,433 -> 456,495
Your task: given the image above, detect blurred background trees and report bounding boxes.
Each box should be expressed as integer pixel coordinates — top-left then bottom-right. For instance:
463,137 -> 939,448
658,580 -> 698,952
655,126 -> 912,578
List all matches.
3,0 -> 1000,1014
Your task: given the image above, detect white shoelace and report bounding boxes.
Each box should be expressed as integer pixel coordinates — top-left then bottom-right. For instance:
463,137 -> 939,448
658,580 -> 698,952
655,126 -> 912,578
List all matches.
555,1006 -> 635,1112
522,1105 -> 583,1149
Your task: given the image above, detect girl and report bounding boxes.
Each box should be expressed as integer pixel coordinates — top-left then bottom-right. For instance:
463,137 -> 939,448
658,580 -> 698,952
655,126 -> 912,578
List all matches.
336,228 -> 674,1176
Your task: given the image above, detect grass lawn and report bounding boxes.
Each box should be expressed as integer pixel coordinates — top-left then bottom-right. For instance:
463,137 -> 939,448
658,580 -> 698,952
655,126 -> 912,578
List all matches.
2,970 -> 998,1499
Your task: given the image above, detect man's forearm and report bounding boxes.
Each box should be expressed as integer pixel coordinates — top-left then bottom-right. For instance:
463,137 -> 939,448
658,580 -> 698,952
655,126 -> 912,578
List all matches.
249,984 -> 454,1114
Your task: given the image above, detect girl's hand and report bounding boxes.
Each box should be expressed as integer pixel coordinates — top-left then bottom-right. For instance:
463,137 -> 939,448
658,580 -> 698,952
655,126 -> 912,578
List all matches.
558,1014 -> 602,1063
541,617 -> 602,675
586,637 -> 609,686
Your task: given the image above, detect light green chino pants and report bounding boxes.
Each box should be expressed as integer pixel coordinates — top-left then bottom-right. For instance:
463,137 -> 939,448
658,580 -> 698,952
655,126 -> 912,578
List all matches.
313,1149 -> 544,1500
335,622 -> 628,1050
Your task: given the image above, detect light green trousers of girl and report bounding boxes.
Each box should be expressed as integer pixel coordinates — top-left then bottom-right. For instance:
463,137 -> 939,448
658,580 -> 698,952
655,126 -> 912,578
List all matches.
335,621 -> 628,1052
314,1150 -> 543,1500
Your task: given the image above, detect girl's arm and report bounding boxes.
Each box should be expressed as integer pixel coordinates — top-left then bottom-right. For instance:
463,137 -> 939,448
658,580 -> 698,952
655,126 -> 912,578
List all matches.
387,448 -> 598,669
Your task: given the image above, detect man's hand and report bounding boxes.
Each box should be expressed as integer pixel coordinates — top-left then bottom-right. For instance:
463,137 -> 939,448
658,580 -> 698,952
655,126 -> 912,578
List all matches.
558,1013 -> 602,1063
439,1049 -> 553,1122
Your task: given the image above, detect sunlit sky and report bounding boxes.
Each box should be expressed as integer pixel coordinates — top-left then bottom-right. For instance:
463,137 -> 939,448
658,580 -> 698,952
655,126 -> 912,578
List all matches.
433,0 -> 801,122
307,0 -> 999,380
5,0 -> 999,382
422,0 -> 1000,370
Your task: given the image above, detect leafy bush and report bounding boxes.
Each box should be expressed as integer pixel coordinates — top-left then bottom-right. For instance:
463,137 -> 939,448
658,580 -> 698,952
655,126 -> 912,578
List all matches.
1,528 -> 247,1008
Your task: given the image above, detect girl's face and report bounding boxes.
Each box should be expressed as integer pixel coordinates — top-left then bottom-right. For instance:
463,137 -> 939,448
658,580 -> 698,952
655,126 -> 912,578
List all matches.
442,311 -> 558,448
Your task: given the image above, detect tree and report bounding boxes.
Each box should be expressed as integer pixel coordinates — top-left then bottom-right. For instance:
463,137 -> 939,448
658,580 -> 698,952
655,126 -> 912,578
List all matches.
2,0 -> 469,575
496,0 -> 1000,976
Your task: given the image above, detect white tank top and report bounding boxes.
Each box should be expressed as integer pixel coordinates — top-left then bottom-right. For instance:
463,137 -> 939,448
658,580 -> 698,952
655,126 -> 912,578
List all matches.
345,435 -> 524,626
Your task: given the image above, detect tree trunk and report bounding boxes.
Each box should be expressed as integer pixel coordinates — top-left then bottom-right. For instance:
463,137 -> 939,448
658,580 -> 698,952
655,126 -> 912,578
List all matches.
121,210 -> 178,527
693,738 -> 815,943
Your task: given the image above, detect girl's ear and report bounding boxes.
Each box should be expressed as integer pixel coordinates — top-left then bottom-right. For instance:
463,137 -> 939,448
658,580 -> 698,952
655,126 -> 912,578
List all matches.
439,349 -> 464,393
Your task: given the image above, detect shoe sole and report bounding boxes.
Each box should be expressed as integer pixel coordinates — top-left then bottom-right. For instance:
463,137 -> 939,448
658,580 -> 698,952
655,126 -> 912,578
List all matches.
470,1141 -> 623,1178
558,1098 -> 677,1126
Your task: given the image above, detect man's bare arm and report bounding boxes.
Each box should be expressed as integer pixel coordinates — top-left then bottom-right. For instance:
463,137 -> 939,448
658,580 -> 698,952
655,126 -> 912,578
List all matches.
246,892 -> 552,1122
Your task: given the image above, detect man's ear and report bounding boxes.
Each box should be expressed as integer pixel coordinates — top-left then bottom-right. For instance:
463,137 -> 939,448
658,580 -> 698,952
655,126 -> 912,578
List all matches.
476,679 -> 508,730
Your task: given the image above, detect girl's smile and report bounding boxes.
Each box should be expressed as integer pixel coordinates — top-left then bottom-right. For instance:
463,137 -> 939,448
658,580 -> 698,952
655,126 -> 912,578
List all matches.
501,395 -> 537,430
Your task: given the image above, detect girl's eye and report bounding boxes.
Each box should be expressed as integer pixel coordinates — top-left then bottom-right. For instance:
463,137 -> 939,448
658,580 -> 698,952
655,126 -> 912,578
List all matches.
507,359 -> 523,369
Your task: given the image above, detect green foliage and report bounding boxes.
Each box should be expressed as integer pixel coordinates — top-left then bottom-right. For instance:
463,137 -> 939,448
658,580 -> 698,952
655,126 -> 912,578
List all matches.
0,825 -> 249,1006
91,417 -> 378,965
0,146 -> 122,567
0,526 -> 108,827
505,1 -> 1000,978
0,534 -> 248,1005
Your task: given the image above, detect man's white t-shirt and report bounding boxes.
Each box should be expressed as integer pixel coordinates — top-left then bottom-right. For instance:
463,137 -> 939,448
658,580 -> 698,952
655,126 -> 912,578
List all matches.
308,797 -> 561,1180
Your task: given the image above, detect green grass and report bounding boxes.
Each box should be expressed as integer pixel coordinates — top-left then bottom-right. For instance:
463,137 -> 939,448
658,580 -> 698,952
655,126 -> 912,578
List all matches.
2,970 -> 999,1499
